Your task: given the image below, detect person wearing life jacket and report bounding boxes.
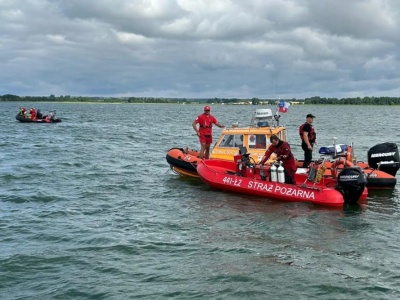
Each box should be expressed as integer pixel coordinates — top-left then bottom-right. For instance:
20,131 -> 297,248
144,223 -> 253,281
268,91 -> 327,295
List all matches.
18,107 -> 27,116
30,107 -> 36,120
299,114 -> 317,168
260,134 -> 297,184
192,105 -> 225,159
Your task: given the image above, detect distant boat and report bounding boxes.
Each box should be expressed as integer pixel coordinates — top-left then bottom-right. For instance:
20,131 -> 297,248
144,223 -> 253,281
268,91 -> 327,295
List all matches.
16,110 -> 61,123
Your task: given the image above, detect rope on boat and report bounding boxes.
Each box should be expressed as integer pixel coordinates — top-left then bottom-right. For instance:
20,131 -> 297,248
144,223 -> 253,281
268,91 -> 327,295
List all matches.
188,161 -> 198,169
168,165 -> 182,176
201,161 -> 236,175
169,165 -> 177,174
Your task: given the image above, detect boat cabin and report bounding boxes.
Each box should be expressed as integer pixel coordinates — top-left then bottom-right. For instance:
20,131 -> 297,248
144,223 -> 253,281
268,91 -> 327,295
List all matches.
211,109 -> 287,162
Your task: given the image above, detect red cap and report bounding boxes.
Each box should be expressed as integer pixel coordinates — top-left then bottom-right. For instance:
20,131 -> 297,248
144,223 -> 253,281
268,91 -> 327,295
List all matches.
204,105 -> 211,111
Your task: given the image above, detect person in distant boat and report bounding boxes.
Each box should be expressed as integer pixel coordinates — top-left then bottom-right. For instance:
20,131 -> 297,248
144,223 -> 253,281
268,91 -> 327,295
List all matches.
260,134 -> 297,184
192,105 -> 225,159
30,108 -> 36,120
36,109 -> 43,119
18,107 -> 27,116
299,114 -> 317,168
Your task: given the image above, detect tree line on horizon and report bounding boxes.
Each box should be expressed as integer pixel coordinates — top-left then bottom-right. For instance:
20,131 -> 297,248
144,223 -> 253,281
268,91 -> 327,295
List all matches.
1,94 -> 400,105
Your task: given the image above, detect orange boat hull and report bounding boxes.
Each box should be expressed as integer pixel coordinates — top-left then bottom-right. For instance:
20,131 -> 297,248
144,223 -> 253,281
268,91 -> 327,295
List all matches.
166,148 -> 201,178
295,160 -> 396,189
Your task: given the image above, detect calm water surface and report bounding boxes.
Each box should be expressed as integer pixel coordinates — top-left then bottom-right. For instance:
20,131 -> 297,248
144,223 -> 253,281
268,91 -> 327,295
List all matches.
1,102 -> 400,299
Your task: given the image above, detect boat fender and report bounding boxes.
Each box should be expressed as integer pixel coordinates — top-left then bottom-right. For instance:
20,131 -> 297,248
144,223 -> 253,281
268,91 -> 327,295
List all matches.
314,164 -> 326,183
331,159 -> 354,178
270,163 -> 278,182
277,162 -> 285,183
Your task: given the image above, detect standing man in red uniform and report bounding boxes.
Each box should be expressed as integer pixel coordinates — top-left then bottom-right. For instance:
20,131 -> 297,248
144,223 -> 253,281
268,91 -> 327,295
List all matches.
192,105 -> 225,159
260,134 -> 297,184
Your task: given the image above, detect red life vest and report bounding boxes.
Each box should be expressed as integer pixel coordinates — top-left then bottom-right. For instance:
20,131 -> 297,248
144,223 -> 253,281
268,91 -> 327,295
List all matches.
195,114 -> 216,135
299,123 -> 316,143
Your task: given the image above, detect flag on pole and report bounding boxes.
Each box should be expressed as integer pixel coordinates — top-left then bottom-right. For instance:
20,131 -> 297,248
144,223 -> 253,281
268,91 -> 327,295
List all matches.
278,100 -> 290,113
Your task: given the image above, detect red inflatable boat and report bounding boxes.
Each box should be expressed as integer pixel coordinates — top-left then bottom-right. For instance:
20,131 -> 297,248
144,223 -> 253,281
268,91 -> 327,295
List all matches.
197,152 -> 368,207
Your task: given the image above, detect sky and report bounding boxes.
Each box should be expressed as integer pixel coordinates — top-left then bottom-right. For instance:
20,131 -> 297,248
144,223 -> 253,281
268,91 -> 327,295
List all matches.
1,0 -> 400,99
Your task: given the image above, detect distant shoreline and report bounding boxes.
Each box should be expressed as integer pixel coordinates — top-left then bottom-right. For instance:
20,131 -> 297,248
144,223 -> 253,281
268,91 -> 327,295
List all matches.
2,100 -> 400,106
2,94 -> 400,105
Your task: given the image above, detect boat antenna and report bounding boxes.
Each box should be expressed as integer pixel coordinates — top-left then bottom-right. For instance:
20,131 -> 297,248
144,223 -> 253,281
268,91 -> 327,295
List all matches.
249,111 -> 256,127
273,96 -> 281,127
333,137 -> 338,157
350,142 -> 356,164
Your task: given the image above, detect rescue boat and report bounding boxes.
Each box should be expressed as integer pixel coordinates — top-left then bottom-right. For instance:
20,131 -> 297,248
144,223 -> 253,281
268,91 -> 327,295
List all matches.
167,108 -> 287,177
197,150 -> 368,207
15,110 -> 61,123
296,142 -> 400,189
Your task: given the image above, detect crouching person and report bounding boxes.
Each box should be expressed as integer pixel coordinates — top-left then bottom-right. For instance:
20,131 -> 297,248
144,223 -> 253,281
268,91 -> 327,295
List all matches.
259,135 -> 297,184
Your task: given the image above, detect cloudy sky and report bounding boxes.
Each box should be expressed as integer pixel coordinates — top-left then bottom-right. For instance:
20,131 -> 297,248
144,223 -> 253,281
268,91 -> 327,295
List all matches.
1,0 -> 400,99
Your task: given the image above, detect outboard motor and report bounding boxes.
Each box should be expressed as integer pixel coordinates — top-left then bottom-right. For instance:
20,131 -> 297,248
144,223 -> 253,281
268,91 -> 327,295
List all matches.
336,167 -> 367,205
367,142 -> 400,176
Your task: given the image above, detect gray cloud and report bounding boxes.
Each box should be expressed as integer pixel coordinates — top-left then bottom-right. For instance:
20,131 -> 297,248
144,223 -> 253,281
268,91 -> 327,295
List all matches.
1,0 -> 400,98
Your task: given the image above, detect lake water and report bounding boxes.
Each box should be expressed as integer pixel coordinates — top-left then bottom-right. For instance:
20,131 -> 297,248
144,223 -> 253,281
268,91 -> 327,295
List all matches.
1,102 -> 400,299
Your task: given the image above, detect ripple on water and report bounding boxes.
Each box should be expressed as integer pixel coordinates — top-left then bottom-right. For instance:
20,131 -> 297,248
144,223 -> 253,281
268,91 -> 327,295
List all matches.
1,103 -> 400,299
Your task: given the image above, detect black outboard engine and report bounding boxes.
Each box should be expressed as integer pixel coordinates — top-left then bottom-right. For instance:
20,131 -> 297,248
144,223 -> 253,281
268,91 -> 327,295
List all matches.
336,167 -> 367,205
367,142 -> 400,176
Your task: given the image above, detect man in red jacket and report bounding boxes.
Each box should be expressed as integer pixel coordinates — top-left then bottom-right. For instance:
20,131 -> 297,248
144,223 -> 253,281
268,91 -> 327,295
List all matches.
260,134 -> 297,184
192,105 -> 225,159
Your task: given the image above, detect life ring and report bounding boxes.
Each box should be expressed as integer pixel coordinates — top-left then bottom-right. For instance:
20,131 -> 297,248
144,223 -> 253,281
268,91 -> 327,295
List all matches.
331,158 -> 354,178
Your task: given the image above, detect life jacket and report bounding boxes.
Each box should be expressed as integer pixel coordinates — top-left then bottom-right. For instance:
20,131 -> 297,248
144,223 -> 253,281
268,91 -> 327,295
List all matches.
299,123 -> 316,143
196,114 -> 216,135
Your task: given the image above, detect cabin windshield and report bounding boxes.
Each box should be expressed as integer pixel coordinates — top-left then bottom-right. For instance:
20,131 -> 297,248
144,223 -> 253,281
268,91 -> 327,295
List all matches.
218,134 -> 244,148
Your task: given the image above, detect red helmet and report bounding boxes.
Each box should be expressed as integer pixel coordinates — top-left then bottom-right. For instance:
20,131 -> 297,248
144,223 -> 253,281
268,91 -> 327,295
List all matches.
204,105 -> 211,111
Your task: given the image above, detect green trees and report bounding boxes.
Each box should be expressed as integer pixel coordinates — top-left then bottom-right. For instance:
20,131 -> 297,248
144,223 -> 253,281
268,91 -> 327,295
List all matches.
304,96 -> 400,105
1,94 -> 400,105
